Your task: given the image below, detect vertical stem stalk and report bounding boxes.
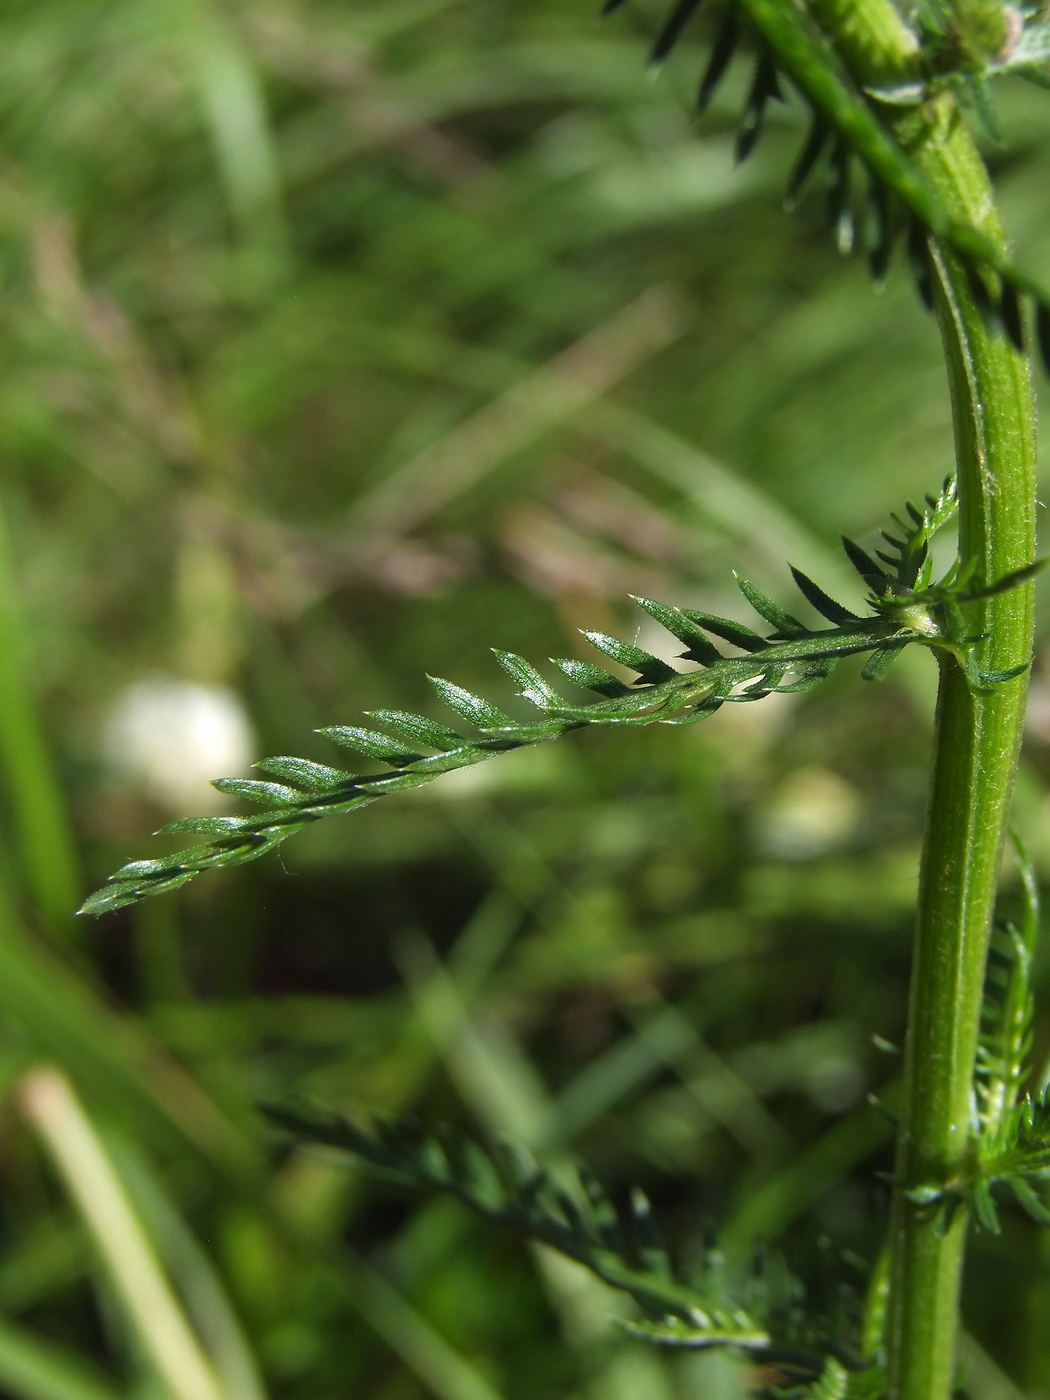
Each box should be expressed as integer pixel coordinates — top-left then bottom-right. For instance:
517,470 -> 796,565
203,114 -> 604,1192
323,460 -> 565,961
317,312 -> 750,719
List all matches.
886,242 -> 1035,1397
751,4 -> 1036,1392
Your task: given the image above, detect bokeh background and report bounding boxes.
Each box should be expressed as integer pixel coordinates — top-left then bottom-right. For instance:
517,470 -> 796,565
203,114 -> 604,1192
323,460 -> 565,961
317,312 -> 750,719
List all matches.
2,1 -> 1050,1397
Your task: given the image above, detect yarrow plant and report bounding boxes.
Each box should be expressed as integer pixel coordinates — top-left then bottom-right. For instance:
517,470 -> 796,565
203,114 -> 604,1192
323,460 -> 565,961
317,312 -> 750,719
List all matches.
84,2 -> 1050,1396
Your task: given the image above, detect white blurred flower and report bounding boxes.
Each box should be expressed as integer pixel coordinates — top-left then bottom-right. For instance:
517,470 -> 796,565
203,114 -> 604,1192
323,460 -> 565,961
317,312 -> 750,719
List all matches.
102,677 -> 255,815
755,765 -> 861,860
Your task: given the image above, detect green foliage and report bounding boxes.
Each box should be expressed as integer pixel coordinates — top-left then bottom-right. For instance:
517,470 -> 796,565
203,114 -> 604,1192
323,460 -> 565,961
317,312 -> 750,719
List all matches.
975,839 -> 1040,1147
266,1102 -> 768,1347
972,854 -> 1050,1225
266,1101 -> 884,1385
1,0 -> 1050,1397
82,477 -> 1041,916
608,0 -> 1050,364
896,843 -> 1050,1236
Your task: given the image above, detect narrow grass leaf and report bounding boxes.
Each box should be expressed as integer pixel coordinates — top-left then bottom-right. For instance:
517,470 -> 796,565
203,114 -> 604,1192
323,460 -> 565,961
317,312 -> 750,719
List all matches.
19,1069 -> 227,1400
0,1314 -> 123,1400
0,498 -> 81,931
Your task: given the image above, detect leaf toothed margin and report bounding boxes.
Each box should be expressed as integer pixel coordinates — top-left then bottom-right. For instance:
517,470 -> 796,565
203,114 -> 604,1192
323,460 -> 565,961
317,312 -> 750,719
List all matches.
82,480 -> 1040,916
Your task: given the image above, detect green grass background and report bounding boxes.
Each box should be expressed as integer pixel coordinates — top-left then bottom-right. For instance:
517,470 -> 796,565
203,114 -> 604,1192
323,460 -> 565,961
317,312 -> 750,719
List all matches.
1,1 -> 1050,1396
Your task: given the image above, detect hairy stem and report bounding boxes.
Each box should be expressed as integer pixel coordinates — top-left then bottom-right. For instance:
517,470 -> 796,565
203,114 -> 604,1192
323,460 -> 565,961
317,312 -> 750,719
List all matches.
887,186 -> 1035,1400
781,3 -> 1036,1394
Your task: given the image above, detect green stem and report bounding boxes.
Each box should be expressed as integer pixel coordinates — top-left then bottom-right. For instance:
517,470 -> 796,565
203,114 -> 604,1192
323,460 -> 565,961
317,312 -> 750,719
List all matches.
886,215 -> 1035,1400
761,3 -> 1036,1393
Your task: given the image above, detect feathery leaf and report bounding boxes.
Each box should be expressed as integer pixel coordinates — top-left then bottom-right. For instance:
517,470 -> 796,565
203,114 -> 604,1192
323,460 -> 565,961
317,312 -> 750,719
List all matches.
631,596 -> 723,665
263,1103 -> 863,1374
81,482 -> 1010,914
841,538 -> 889,594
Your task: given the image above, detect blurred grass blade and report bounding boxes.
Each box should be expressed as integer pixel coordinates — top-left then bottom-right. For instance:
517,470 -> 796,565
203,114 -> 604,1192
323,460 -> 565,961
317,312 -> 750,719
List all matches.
0,497 -> 80,931
956,1330 -> 1027,1400
347,287 -> 688,542
458,809 -> 787,1161
625,1004 -> 790,1162
0,1223 -> 86,1315
0,1316 -> 124,1400
581,402 -> 856,596
18,1068 -> 227,1400
334,1252 -> 508,1400
0,886 -> 256,1184
551,1007 -> 696,1145
396,930 -> 553,1147
395,931 -> 677,1400
107,1144 -> 267,1400
175,1 -> 288,259
720,1089 -> 898,1261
